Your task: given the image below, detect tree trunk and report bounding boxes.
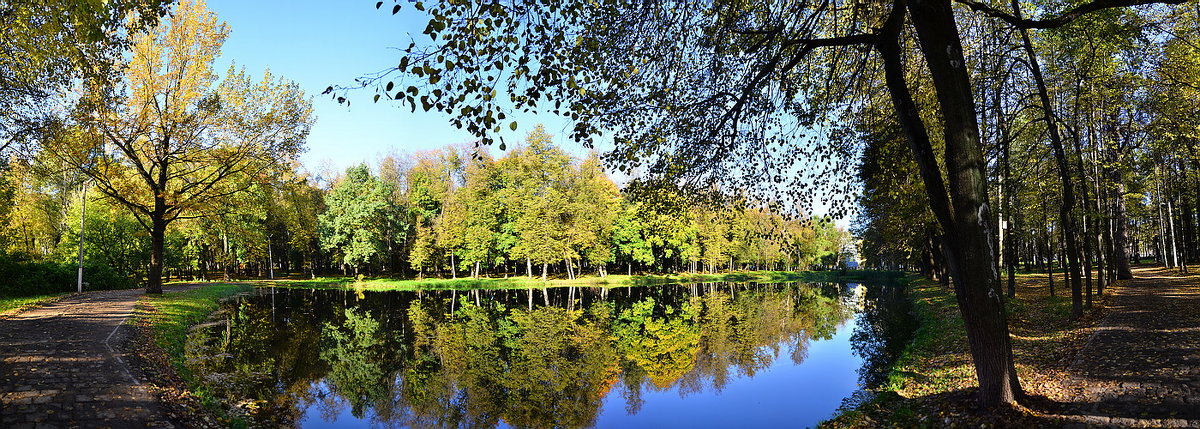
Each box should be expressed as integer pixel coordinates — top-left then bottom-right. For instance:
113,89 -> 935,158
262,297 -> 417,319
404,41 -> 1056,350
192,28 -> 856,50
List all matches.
1014,14 -> 1083,318
1168,195 -> 1181,269
884,0 -> 1022,407
1044,224 -> 1055,297
147,216 -> 166,294
1093,152 -> 1107,295
999,88 -> 1017,298
1111,172 -> 1133,279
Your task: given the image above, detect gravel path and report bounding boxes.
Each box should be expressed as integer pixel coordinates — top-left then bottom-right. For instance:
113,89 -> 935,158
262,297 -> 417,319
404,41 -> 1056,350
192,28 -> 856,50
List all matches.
1061,266 -> 1200,427
0,286 -> 201,429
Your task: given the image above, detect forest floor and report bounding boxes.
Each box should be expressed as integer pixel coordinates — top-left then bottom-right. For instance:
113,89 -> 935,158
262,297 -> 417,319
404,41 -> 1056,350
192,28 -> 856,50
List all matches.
0,284 -> 208,428
826,264 -> 1200,428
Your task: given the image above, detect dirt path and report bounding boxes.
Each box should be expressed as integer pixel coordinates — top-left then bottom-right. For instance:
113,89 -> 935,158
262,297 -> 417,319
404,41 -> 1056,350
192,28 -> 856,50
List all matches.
0,285 -> 202,429
1059,266 -> 1200,427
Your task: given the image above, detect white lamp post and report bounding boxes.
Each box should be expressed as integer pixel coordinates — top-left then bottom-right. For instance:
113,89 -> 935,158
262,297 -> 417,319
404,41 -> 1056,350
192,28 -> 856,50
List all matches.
77,183 -> 87,293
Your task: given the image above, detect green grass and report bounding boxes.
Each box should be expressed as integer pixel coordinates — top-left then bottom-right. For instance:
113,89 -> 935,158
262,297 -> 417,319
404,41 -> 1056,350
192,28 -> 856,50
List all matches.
137,284 -> 254,376
824,270 -> 1108,427
822,275 -> 966,427
259,269 -> 900,292
0,293 -> 67,315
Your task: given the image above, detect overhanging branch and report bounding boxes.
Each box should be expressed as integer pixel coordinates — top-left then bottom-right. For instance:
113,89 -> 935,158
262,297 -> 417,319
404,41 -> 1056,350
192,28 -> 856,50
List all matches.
955,0 -> 1189,29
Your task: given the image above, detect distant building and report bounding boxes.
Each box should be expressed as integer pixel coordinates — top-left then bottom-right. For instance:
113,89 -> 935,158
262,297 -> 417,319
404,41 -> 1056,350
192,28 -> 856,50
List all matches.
843,241 -> 861,269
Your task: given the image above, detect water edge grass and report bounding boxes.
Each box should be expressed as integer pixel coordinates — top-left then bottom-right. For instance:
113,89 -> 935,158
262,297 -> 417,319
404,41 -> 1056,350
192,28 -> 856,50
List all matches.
135,284 -> 254,378
254,269 -> 901,292
822,271 -> 1111,427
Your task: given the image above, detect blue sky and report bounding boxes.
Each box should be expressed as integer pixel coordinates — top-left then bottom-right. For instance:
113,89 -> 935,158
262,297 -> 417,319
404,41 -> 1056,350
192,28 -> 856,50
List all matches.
203,0 -> 853,226
205,0 -> 584,173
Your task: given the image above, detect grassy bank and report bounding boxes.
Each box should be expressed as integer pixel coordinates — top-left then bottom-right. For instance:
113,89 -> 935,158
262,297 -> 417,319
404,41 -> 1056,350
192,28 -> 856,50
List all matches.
823,272 -> 1111,427
135,284 -> 254,376
258,269 -> 899,292
0,293 -> 67,317
132,283 -> 255,428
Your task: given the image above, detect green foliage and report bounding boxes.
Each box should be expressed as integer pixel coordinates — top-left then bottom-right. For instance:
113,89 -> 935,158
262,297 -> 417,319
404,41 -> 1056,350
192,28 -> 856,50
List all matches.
319,164 -> 399,271
0,253 -> 133,296
56,192 -> 150,280
612,205 -> 655,268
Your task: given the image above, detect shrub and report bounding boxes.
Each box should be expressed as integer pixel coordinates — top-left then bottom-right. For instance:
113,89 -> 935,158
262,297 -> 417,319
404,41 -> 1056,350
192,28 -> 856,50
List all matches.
0,253 -> 135,296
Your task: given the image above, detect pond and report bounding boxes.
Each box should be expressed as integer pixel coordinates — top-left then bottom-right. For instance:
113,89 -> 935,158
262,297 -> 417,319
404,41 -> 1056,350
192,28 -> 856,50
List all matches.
184,280 -> 915,428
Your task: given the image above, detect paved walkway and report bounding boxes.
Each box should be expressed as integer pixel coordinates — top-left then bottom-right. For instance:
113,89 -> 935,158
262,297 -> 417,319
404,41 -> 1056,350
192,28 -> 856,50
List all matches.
1061,266 -> 1200,427
0,286 -> 197,429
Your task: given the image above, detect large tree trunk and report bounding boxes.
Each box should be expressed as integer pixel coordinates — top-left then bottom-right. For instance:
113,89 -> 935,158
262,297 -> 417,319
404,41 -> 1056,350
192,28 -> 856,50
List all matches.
881,0 -> 1022,408
147,216 -> 166,294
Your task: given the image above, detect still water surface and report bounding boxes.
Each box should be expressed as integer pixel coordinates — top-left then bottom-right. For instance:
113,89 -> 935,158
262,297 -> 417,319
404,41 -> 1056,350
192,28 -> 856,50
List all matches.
185,281 -> 914,428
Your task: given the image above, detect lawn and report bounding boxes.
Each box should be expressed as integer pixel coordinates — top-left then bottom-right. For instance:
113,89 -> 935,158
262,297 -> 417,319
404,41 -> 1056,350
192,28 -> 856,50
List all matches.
0,293 -> 67,316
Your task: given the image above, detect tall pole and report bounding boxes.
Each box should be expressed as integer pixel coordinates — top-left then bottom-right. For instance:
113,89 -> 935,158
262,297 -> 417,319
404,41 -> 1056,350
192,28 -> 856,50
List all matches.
77,183 -> 87,293
267,234 -> 275,279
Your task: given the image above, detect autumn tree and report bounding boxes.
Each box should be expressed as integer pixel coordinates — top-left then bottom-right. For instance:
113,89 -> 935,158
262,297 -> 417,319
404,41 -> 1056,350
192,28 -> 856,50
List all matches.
506,126 -> 573,280
457,153 -> 504,278
45,0 -> 314,293
406,150 -> 459,275
572,153 -> 621,276
1,0 -> 169,152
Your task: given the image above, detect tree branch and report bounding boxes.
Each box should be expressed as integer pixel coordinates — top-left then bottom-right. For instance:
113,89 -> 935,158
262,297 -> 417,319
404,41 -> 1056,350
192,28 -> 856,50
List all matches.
955,0 -> 1189,29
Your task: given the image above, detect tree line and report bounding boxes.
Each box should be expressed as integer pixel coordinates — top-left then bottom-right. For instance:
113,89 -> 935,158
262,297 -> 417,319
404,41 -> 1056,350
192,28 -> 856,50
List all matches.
0,0 -> 846,293
320,125 -> 848,280
2,124 -> 850,286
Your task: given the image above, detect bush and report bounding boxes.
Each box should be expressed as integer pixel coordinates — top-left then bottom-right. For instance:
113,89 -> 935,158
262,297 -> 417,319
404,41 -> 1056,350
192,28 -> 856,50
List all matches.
0,253 -> 135,296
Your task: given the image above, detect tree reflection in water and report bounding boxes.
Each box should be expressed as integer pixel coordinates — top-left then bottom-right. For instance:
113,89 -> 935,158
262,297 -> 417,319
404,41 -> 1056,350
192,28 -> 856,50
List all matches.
185,281 -> 912,427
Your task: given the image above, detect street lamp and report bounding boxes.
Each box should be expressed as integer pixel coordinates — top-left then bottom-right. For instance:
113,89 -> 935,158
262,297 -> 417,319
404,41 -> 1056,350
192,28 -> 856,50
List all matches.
77,182 -> 87,293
